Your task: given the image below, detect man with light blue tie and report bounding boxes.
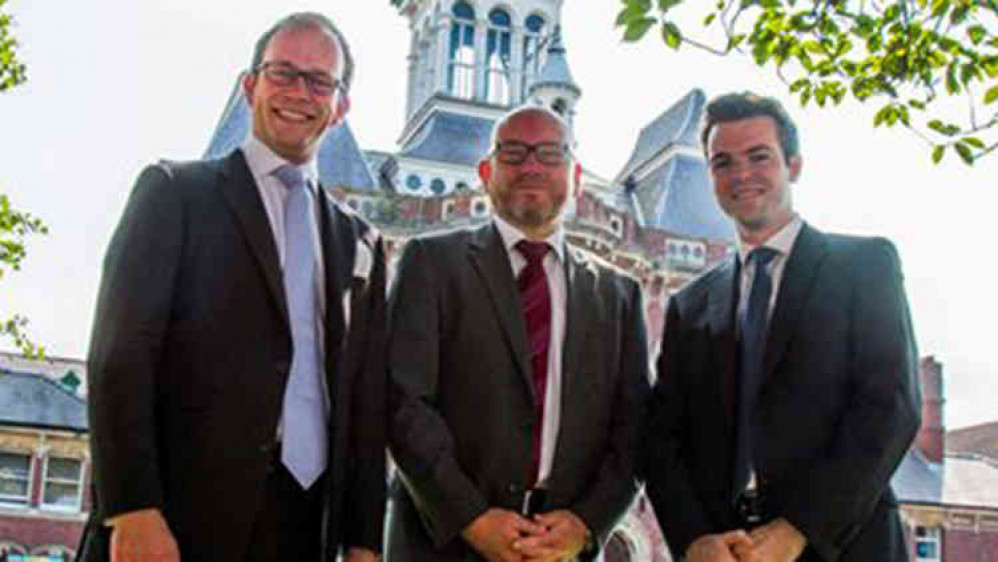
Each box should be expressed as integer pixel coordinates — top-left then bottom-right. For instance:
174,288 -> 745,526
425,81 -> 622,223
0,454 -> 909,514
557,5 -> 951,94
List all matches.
79,12 -> 386,562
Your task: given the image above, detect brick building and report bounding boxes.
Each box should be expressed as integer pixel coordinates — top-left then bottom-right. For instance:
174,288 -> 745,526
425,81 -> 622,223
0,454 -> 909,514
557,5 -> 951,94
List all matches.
0,354 -> 88,561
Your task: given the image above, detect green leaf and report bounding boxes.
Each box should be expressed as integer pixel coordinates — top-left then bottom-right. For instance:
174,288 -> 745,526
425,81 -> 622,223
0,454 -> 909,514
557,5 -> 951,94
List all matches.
946,63 -> 960,94
932,145 -> 945,164
703,13 -> 716,26
623,17 -> 657,42
968,25 -> 987,46
963,137 -> 986,149
985,85 -> 998,105
955,141 -> 975,165
657,0 -> 682,12
662,22 -> 682,50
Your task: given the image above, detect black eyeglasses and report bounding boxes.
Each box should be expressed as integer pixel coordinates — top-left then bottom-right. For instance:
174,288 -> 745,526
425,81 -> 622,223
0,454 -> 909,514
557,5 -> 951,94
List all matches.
493,141 -> 570,166
254,61 -> 342,98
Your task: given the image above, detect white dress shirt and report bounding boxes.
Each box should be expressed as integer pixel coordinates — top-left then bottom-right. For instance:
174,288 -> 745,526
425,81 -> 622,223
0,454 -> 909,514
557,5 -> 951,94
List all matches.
736,214 -> 804,326
492,215 -> 566,488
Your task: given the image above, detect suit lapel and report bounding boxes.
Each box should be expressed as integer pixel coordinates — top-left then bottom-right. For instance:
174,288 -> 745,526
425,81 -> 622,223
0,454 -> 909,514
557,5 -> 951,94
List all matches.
467,224 -> 535,401
318,186 -> 350,372
217,150 -> 288,328
761,223 -> 829,384
707,256 -> 740,437
559,246 -> 591,404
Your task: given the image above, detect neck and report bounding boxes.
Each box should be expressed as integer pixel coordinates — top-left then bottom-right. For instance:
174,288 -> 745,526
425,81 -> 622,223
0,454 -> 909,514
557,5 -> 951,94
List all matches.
738,215 -> 793,247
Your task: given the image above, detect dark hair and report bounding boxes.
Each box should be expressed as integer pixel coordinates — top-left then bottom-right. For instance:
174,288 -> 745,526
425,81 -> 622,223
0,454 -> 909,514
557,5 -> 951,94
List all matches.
250,12 -> 355,92
700,92 -> 799,160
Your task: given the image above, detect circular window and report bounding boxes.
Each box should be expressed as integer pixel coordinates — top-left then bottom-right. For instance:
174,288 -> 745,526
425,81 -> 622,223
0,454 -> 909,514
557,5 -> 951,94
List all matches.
430,178 -> 447,194
474,200 -> 488,215
455,181 -> 470,191
406,174 -> 422,191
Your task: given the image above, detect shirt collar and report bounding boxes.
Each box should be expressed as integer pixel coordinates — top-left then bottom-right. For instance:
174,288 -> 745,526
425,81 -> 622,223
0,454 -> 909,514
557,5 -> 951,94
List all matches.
242,136 -> 319,193
492,214 -> 565,263
737,214 -> 803,265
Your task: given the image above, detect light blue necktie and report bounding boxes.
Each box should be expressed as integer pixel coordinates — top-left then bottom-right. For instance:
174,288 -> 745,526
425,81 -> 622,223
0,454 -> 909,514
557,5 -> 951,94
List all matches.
273,164 -> 327,490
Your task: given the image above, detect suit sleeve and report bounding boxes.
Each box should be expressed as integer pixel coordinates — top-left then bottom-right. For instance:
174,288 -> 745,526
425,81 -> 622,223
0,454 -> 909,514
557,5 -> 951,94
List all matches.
86,163 -> 182,519
642,296 -> 714,557
571,278 -> 651,552
343,232 -> 389,551
782,238 -> 921,561
387,239 -> 490,547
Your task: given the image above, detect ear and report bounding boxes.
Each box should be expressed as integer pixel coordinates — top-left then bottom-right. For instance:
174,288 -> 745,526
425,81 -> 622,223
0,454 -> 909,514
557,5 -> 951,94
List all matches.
331,91 -> 351,126
477,159 -> 493,187
571,162 -> 583,199
241,71 -> 257,104
787,154 -> 802,183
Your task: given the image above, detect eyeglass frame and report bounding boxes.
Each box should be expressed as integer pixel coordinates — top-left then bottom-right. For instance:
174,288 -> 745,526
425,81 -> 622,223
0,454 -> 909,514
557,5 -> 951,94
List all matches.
253,61 -> 345,98
491,141 -> 572,166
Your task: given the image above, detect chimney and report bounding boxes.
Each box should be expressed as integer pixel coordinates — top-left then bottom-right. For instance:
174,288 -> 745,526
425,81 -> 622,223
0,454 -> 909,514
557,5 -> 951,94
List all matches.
917,356 -> 945,464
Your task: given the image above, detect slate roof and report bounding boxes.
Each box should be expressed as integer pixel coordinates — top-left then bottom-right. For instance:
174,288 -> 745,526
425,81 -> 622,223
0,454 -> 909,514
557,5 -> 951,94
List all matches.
892,450 -> 998,509
0,371 -> 88,432
204,79 -> 377,192
633,153 -> 735,241
529,25 -> 580,96
399,110 -> 495,167
948,421 -> 998,461
616,88 -> 705,183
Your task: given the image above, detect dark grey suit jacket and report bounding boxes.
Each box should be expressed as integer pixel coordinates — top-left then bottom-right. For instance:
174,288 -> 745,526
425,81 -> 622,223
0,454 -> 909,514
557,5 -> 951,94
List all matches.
78,150 -> 387,561
385,223 -> 650,560
643,223 -> 921,561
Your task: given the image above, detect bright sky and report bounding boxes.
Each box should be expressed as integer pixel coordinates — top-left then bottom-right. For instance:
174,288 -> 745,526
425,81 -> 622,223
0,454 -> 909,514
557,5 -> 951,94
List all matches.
1,1 -> 994,430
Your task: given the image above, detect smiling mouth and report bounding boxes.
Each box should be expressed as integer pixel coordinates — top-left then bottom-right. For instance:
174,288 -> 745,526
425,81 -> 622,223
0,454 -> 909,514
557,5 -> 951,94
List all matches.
273,108 -> 314,122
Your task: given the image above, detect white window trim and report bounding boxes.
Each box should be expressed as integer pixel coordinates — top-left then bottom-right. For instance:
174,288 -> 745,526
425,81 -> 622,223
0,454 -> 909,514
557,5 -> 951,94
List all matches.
40,455 -> 84,513
0,450 -> 34,508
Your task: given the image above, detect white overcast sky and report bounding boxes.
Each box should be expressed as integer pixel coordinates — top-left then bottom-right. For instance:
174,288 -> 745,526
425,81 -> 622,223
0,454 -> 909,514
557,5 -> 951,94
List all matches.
0,1 -> 994,429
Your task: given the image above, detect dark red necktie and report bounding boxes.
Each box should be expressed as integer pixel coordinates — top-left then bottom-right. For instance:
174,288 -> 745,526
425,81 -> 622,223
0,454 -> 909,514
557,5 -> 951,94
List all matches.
515,240 -> 551,485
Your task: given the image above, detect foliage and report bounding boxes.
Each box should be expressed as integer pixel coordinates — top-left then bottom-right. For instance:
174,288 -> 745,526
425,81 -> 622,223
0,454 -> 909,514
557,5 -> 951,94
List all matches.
0,0 -> 26,93
616,0 -> 998,165
1,2 -> 43,357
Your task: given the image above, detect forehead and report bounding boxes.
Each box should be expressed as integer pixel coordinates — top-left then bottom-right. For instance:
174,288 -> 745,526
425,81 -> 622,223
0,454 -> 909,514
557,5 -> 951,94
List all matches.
263,26 -> 340,73
497,111 -> 564,143
707,115 -> 781,156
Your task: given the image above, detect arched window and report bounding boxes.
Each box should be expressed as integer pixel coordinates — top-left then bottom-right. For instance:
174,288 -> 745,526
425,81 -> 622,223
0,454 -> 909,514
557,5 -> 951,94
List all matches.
448,1 -> 476,99
485,8 -> 512,105
522,14 -> 546,94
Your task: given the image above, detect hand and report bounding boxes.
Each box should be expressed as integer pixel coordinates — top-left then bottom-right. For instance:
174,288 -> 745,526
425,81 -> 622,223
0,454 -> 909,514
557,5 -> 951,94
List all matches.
733,518 -> 807,562
106,508 -> 180,562
343,547 -> 379,562
462,508 -> 545,562
685,530 -> 753,562
513,510 -> 589,562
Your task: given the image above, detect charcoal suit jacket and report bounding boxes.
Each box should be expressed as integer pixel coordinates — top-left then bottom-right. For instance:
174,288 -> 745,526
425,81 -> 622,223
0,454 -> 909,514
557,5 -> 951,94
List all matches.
77,149 -> 386,561
643,223 -> 921,561
385,223 -> 650,560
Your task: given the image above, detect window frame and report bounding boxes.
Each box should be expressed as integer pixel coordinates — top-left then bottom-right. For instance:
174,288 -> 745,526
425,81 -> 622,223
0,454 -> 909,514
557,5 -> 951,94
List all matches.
40,455 -> 84,512
0,450 -> 34,508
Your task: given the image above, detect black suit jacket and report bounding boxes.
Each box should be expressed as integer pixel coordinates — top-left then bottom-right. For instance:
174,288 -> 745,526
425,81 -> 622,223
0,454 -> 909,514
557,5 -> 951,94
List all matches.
643,223 -> 920,561
385,224 -> 650,560
78,150 -> 386,561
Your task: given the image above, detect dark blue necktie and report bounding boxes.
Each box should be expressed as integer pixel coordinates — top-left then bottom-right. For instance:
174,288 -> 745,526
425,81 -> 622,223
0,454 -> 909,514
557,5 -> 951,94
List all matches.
733,247 -> 779,497
273,164 -> 327,490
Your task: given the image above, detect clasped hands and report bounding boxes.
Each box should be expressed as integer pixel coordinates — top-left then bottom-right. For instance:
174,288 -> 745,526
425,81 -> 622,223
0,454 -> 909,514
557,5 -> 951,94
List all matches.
462,507 -> 590,562
686,518 -> 807,562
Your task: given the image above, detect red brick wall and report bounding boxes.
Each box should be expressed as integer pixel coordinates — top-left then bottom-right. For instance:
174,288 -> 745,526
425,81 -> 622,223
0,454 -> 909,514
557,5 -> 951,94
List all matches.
0,515 -> 83,555
945,528 -> 998,561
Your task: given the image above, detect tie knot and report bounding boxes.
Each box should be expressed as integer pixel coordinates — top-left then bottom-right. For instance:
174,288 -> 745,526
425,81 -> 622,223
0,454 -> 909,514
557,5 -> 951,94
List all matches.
516,240 -> 550,266
747,247 -> 779,269
273,164 -> 308,191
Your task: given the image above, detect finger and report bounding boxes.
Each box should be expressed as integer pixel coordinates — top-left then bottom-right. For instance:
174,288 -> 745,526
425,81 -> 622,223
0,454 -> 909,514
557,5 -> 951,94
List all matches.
510,514 -> 546,536
722,529 -> 753,546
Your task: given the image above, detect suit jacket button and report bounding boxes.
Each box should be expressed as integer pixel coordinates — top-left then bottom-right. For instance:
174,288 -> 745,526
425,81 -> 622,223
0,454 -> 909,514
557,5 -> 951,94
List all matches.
507,483 -> 521,494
